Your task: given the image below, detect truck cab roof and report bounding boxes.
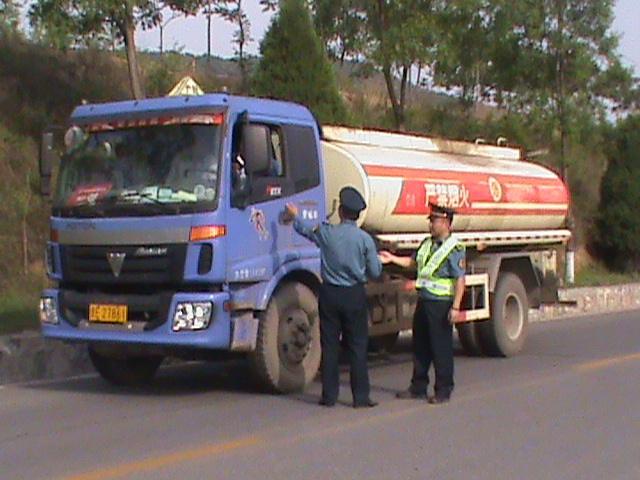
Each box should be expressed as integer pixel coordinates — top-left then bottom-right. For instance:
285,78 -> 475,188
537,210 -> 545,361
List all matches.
70,94 -> 317,126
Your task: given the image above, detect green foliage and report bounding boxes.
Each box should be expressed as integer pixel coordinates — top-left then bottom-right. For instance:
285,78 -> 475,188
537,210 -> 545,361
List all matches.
252,0 -> 347,124
574,258 -> 640,287
595,115 -> 640,272
0,124 -> 48,290
312,0 -> 368,63
0,35 -> 129,138
145,53 -> 191,97
0,284 -> 42,334
0,0 -> 20,34
312,0 -> 437,128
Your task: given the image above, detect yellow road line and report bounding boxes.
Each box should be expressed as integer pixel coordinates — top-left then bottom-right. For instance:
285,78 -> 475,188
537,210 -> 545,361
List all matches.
63,436 -> 261,480
574,352 -> 640,373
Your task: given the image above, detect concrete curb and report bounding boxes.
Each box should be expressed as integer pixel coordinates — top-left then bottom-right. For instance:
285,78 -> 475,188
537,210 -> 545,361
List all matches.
0,332 -> 93,385
530,282 -> 640,322
2,283 -> 640,386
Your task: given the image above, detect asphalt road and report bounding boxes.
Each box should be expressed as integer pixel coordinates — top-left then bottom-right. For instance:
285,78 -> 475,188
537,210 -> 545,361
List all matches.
1,311 -> 639,480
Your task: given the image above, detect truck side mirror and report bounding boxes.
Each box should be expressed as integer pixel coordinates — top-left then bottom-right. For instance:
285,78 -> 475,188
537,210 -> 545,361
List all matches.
40,132 -> 58,197
240,124 -> 270,175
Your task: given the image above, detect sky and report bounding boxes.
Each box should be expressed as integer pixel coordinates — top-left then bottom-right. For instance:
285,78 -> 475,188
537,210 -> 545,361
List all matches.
137,0 -> 640,76
136,0 -> 640,77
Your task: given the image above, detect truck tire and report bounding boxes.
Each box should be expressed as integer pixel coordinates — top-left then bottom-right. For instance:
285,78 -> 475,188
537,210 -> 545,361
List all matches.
456,322 -> 483,356
478,272 -> 529,357
88,346 -> 163,386
249,282 -> 321,393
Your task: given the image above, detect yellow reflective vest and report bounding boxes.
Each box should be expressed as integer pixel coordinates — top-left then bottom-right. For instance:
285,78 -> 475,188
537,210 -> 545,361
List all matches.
415,236 -> 459,297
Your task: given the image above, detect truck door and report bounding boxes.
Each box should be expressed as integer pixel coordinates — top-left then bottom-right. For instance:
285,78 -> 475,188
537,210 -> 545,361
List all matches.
226,119 -> 293,283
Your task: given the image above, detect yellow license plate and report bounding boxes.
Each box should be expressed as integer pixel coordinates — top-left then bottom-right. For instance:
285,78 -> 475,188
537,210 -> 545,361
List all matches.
89,304 -> 128,324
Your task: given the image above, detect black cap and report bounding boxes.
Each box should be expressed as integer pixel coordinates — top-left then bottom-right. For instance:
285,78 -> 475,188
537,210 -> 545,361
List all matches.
428,203 -> 455,222
339,186 -> 367,213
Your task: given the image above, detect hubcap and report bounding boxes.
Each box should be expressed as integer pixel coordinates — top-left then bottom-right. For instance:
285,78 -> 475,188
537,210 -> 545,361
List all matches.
503,293 -> 524,341
279,308 -> 313,365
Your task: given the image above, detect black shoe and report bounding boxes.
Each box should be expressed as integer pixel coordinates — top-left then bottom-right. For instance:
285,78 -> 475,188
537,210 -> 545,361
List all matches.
353,399 -> 378,409
427,395 -> 450,405
396,389 -> 427,400
318,399 -> 336,407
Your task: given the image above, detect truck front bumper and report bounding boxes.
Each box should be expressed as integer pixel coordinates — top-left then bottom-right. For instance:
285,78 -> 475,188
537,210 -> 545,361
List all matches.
39,289 -> 233,349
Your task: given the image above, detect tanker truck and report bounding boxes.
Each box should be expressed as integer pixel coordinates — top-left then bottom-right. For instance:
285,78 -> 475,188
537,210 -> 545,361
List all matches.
37,93 -> 570,392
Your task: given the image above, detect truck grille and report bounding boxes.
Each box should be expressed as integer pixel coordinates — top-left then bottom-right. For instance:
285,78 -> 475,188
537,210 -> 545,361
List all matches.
60,244 -> 187,286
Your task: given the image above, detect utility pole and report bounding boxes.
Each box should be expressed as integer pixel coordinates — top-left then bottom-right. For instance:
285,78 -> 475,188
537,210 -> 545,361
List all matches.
206,0 -> 214,61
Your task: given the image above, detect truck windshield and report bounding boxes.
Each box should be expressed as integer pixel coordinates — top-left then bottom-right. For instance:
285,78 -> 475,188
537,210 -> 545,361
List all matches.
53,124 -> 222,217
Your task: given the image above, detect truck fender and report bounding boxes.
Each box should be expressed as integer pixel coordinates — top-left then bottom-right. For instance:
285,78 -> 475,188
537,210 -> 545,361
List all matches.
256,258 -> 321,310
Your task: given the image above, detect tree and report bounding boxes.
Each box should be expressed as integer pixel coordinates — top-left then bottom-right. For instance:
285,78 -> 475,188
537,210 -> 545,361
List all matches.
435,1 -> 635,178
0,1 -> 19,30
595,115 -> 640,272
252,0 -> 347,124
29,0 -> 205,100
368,0 -> 437,128
432,0 -> 510,106
311,0 -> 367,65
203,0 -> 216,60
515,0 -> 634,182
214,1 -> 252,92
311,0 -> 437,129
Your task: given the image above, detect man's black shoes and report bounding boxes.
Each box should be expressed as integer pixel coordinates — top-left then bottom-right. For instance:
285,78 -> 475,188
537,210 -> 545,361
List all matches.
396,389 -> 427,400
318,399 -> 336,407
353,399 -> 378,409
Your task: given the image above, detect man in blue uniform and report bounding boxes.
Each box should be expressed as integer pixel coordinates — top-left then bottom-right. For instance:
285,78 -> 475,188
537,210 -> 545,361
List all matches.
285,187 -> 382,408
379,204 -> 466,404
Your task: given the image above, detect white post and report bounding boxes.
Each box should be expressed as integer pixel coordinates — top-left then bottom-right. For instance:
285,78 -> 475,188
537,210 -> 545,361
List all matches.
565,250 -> 575,285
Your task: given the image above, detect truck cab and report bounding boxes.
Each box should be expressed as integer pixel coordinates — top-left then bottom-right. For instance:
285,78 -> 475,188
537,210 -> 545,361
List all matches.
39,94 -> 326,391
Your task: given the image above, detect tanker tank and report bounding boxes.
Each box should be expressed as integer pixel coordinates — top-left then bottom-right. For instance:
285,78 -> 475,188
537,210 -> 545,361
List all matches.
321,126 -> 569,233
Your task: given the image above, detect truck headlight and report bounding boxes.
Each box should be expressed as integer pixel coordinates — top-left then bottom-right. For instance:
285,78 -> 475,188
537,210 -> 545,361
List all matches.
172,302 -> 213,331
39,297 -> 59,325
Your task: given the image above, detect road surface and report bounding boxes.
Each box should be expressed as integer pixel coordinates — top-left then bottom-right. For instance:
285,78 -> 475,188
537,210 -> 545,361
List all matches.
1,311 -> 639,480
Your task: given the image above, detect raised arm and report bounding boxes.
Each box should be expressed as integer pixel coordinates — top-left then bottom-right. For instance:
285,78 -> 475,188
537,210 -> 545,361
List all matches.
285,203 -> 320,245
378,250 -> 416,270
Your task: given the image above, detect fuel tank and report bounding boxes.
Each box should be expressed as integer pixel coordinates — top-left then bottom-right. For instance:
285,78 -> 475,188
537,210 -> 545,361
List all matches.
322,126 -> 569,233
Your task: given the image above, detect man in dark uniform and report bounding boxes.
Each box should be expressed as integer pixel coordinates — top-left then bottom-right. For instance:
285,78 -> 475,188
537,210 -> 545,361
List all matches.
284,187 -> 382,408
379,204 -> 465,404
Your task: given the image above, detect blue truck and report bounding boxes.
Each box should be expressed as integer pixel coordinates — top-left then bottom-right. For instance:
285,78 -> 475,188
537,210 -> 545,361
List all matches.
38,91 -> 571,391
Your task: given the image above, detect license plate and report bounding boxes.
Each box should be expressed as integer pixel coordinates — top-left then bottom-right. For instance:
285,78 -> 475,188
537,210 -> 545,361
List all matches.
89,304 -> 128,324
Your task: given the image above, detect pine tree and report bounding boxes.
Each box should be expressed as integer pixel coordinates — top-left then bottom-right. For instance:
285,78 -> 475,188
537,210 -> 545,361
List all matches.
251,0 -> 347,124
596,115 -> 640,272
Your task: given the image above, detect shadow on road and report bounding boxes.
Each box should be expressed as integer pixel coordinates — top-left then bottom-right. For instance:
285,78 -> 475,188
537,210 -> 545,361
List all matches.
24,334 -> 474,400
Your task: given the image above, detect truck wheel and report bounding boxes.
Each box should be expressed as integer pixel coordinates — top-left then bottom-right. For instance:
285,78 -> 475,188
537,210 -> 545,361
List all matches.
88,346 -> 163,386
456,322 -> 483,356
478,273 -> 529,357
249,282 -> 321,393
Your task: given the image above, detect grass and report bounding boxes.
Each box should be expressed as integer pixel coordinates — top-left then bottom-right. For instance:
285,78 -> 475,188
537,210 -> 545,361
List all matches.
573,261 -> 640,288
0,280 -> 44,335
0,290 -> 40,335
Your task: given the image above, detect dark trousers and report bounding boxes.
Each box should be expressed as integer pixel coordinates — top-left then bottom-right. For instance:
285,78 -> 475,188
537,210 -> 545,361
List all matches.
318,283 -> 370,404
410,299 -> 454,398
